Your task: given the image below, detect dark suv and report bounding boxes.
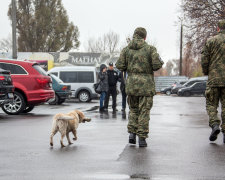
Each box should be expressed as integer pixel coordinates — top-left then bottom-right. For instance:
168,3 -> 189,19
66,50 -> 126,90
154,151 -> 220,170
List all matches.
178,81 -> 206,96
0,68 -> 14,107
171,77 -> 208,94
0,59 -> 54,115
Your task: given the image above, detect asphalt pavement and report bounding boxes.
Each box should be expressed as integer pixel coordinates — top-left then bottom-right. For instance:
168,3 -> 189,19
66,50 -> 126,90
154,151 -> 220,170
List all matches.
0,95 -> 224,180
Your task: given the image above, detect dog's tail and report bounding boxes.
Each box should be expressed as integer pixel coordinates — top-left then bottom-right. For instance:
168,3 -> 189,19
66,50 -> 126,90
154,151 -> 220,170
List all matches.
54,114 -> 74,121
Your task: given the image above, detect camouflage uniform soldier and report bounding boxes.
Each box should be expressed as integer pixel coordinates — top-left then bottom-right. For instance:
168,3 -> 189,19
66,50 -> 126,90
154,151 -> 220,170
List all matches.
116,27 -> 163,147
201,20 -> 225,143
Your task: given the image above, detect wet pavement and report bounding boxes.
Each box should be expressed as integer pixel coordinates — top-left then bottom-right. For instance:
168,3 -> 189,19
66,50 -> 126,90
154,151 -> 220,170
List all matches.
0,95 -> 224,180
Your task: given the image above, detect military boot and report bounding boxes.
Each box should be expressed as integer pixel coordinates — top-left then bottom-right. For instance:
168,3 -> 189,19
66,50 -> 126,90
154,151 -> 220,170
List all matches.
139,137 -> 147,147
209,125 -> 220,141
129,133 -> 136,144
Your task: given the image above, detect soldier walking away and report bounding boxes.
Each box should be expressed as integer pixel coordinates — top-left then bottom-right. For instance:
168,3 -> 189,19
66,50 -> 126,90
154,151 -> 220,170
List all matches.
201,20 -> 225,143
104,63 -> 119,114
98,64 -> 109,113
116,27 -> 163,147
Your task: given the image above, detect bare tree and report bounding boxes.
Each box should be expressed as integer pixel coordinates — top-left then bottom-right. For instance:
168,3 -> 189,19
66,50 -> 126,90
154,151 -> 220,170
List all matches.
181,0 -> 225,55
86,31 -> 120,54
172,59 -> 180,76
192,58 -> 204,77
154,67 -> 168,77
182,42 -> 195,77
0,35 -> 12,52
106,31 -> 119,53
165,61 -> 174,76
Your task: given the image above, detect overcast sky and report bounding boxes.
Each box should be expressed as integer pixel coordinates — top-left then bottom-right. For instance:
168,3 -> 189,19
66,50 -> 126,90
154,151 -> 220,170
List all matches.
0,0 -> 181,62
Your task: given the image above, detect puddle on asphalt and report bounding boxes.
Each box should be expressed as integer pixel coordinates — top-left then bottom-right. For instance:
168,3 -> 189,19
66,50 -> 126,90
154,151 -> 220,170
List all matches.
130,174 -> 150,179
86,106 -> 99,111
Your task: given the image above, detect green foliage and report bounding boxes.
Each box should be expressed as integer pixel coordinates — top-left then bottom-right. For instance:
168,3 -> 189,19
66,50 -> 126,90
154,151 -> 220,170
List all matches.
8,0 -> 80,52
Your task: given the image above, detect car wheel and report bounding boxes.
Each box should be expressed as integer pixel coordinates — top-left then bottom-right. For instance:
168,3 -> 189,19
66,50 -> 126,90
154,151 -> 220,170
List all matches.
23,106 -> 35,113
58,99 -> 65,105
78,91 -> 90,102
2,91 -> 26,115
184,91 -> 191,97
166,90 -> 171,95
49,94 -> 59,105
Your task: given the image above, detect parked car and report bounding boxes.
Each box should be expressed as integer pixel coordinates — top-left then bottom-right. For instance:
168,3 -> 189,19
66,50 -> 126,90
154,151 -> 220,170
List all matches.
48,66 -> 98,102
161,81 -> 187,95
0,68 -> 14,107
0,59 -> 55,115
48,74 -> 71,105
171,77 -> 208,94
177,81 -> 206,96
160,86 -> 173,95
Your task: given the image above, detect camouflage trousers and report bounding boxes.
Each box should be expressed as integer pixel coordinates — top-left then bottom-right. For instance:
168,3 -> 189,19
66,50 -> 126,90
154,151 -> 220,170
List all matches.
127,96 -> 153,138
205,86 -> 225,133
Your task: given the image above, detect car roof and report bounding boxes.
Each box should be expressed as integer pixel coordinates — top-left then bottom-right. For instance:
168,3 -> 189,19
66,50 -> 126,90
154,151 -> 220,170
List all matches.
0,58 -> 37,66
188,76 -> 208,81
48,66 -> 97,72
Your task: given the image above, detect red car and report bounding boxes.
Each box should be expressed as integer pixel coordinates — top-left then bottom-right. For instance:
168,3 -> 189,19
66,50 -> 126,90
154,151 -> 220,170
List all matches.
0,59 -> 54,115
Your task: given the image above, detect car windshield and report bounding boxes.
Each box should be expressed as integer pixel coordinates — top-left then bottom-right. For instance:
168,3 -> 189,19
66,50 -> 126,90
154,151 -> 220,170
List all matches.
33,64 -> 48,76
50,74 -> 63,83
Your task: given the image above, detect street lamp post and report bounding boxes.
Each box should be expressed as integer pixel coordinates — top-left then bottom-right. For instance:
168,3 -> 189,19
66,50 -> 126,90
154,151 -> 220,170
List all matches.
179,22 -> 183,76
12,0 -> 17,59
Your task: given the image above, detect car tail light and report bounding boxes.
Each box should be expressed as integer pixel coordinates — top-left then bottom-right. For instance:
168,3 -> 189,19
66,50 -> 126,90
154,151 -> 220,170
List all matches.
0,76 -> 5,80
62,86 -> 67,91
36,78 -> 49,84
36,77 -> 51,88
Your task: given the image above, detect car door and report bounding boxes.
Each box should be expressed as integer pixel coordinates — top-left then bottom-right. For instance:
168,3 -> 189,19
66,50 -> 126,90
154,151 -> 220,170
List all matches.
201,82 -> 206,95
191,83 -> 202,95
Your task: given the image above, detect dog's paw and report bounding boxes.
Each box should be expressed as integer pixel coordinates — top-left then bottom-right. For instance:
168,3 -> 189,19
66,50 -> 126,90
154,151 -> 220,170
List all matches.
61,145 -> 66,148
50,142 -> 53,146
73,137 -> 77,141
69,142 -> 73,145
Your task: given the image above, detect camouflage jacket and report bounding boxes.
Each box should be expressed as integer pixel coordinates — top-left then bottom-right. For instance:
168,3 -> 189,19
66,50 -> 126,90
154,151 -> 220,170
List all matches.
201,30 -> 225,87
116,36 -> 163,96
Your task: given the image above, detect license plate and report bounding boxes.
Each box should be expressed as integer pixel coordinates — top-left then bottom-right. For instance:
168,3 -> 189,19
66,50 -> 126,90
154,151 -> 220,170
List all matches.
8,93 -> 14,99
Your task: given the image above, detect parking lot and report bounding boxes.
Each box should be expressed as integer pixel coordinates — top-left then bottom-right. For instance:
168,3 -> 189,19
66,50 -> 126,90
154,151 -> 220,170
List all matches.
0,95 -> 224,180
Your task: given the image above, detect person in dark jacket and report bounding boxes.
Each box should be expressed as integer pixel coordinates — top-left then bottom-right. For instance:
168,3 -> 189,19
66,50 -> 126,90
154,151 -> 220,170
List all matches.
120,71 -> 127,111
104,62 -> 119,113
98,64 -> 109,112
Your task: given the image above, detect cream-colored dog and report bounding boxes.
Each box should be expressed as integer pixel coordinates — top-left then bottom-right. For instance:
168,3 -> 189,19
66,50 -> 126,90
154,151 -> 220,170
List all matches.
50,110 -> 91,148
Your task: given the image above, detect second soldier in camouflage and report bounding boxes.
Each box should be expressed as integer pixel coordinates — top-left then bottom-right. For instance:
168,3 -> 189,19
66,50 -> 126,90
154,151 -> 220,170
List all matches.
201,20 -> 225,143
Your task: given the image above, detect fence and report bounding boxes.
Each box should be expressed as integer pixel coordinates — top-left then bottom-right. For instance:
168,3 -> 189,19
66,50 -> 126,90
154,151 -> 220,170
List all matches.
154,76 -> 189,92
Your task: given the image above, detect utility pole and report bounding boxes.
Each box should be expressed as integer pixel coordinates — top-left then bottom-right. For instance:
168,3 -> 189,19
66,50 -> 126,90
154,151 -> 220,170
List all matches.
179,22 -> 183,76
12,0 -> 17,59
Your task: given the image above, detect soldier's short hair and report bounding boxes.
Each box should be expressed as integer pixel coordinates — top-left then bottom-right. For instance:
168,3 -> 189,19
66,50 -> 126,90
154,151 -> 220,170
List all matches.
218,20 -> 225,30
134,27 -> 147,39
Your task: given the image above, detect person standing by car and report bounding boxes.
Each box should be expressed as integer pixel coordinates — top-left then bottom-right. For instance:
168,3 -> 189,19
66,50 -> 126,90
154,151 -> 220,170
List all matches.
201,20 -> 225,143
116,27 -> 163,147
104,63 -> 119,113
120,71 -> 127,112
98,64 -> 108,113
